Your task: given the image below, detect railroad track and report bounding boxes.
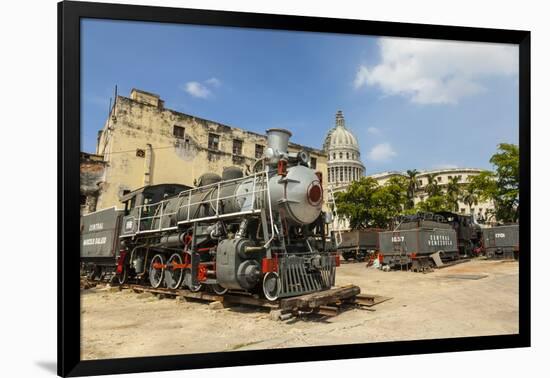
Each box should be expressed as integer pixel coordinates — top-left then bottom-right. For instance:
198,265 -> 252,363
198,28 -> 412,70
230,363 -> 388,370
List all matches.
81,277 -> 391,319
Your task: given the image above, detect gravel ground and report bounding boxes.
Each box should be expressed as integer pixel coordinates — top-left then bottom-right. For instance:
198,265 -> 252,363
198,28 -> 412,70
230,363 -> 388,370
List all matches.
81,258 -> 519,360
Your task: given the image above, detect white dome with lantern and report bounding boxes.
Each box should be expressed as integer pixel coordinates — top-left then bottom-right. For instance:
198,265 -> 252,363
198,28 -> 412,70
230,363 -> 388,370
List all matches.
323,110 -> 365,187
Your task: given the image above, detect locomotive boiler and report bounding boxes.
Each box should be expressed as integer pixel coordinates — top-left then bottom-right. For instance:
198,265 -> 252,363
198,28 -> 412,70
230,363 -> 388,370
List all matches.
81,129 -> 338,300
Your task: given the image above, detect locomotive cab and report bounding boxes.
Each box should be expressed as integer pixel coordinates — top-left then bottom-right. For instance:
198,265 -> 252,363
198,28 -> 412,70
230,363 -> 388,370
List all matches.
120,184 -> 192,234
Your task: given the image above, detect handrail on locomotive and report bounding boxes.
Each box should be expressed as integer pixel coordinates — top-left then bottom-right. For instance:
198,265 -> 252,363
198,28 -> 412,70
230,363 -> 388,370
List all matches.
129,168 -> 276,242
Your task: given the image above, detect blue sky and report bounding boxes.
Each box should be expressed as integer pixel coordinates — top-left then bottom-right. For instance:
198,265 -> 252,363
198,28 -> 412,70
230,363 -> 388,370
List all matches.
81,19 -> 519,173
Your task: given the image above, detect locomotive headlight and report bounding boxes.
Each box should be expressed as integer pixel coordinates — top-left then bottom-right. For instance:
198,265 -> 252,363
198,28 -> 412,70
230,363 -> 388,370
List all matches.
307,181 -> 323,206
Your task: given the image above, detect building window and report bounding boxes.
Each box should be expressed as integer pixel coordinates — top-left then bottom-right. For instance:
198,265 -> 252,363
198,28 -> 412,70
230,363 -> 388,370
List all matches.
339,152 -> 343,159
208,133 -> 220,150
460,208 -> 465,213
346,152 -> 349,159
448,176 -> 453,180
340,168 -> 343,182
255,144 -> 264,159
310,157 -> 317,170
333,153 -> 336,160
437,176 -> 442,182
232,139 -> 243,156
80,195 -> 87,206
418,179 -> 423,186
136,149 -> 145,158
173,125 -> 185,139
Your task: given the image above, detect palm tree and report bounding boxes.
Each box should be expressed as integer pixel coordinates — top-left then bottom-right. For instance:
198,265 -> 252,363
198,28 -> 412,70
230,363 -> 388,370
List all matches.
446,176 -> 462,212
405,169 -> 419,209
425,173 -> 442,197
461,185 -> 479,214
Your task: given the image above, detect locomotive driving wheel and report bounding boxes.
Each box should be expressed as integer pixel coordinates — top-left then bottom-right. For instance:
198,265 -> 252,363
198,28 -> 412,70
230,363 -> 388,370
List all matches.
183,269 -> 202,292
149,254 -> 165,288
164,253 -> 184,289
263,272 -> 281,301
209,284 -> 228,295
117,264 -> 128,285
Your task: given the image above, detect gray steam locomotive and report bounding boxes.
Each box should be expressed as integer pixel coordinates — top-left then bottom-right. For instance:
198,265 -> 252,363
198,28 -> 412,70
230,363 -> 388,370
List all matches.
81,129 -> 338,301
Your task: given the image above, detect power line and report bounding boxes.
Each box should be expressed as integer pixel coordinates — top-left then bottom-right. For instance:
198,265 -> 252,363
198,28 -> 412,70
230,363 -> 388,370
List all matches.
103,145 -> 179,155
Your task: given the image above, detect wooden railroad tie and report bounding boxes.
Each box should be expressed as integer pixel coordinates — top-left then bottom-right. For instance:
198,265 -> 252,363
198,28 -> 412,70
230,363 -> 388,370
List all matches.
95,282 -> 391,317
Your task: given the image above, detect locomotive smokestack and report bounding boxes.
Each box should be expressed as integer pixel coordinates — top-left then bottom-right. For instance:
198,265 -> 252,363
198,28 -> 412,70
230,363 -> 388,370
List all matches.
265,128 -> 292,165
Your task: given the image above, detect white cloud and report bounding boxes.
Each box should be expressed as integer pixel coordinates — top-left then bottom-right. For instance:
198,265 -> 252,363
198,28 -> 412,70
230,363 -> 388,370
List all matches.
367,127 -> 381,135
367,143 -> 397,162
184,81 -> 212,99
205,77 -> 221,87
355,37 -> 518,104
183,77 -> 222,99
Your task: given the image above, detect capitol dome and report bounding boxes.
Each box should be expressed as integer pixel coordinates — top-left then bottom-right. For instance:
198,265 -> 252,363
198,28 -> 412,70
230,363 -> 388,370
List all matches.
323,110 -> 365,187
324,111 -> 360,151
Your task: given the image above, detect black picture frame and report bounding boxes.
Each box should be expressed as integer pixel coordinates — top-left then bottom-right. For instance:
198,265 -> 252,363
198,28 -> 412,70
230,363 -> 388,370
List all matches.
58,1 -> 531,376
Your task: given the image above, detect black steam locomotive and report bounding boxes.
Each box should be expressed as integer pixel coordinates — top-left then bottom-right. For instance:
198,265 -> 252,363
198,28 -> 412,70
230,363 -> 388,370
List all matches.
81,129 -> 338,301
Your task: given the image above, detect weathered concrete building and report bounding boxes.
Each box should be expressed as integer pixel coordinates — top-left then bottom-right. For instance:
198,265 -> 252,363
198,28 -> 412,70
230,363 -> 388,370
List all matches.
80,152 -> 106,215
92,89 -> 327,210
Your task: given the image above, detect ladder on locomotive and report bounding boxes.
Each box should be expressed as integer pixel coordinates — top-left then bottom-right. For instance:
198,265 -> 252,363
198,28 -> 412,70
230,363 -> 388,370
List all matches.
328,187 -> 342,248
391,233 -> 408,271
392,219 -> 409,271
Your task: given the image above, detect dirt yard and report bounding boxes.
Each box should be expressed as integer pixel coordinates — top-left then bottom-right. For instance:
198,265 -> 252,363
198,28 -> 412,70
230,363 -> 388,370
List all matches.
81,258 -> 519,360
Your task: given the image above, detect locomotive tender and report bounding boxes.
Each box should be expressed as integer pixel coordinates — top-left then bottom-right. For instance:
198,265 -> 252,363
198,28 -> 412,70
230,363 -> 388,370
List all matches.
379,213 -> 460,269
81,129 -> 338,300
337,229 -> 381,261
482,224 -> 519,259
378,227 -> 459,268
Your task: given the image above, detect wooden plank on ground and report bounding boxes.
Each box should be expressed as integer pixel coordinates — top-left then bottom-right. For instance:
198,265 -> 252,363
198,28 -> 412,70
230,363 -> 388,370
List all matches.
279,284 -> 360,310
351,294 -> 392,307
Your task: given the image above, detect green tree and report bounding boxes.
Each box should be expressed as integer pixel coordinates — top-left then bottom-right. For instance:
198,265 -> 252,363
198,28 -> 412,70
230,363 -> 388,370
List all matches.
405,169 -> 420,210
468,171 -> 498,202
416,195 -> 449,213
490,143 -> 520,222
334,177 -> 379,229
425,173 -> 443,197
468,143 -> 519,222
334,176 -> 409,229
445,176 -> 463,212
461,184 -> 479,214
